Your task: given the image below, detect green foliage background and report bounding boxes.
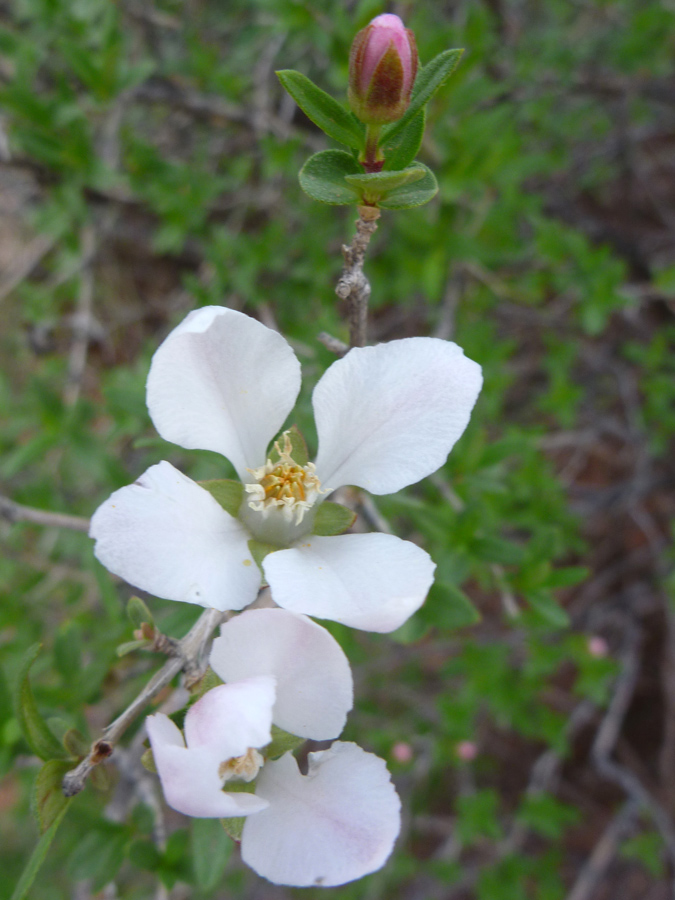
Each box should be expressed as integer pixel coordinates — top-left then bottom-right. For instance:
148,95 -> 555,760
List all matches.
1,0 -> 674,897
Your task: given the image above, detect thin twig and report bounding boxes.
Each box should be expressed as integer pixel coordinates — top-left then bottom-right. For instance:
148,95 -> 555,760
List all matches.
317,332 -> 349,356
0,494 -> 90,532
62,607 -> 226,797
335,206 -> 381,348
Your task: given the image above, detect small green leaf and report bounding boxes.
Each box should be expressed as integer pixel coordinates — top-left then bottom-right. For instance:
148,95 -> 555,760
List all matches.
299,150 -> 362,205
90,765 -> 111,793
141,747 -> 157,774
527,590 -> 570,628
248,539 -> 280,577
200,479 -> 244,517
384,49 -> 463,145
268,425 -> 309,467
265,726 -> 304,760
443,584 -> 482,628
127,595 -> 154,629
190,666 -> 224,702
276,70 -> 364,149
14,644 -> 69,761
32,760 -> 73,832
378,163 -> 439,209
62,728 -> 88,758
10,798 -> 71,900
313,502 -> 357,536
191,817 -> 232,890
381,108 -> 426,171
116,639 -> 149,658
345,164 -> 426,204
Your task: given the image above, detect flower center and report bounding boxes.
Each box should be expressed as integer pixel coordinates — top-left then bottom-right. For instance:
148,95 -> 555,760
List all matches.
244,432 -> 324,526
218,747 -> 264,784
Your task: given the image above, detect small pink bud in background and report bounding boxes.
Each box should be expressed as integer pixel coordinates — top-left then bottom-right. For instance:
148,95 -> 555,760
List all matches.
348,14 -> 418,125
392,741 -> 414,763
587,636 -> 609,658
455,741 -> 478,762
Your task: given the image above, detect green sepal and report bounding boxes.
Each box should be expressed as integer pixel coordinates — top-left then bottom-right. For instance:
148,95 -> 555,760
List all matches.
189,666 -> 224,701
312,501 -> 357,536
248,539 -> 279,580
141,747 -> 157,774
200,479 -> 244,518
62,728 -> 89,758
384,48 -> 464,145
345,164 -> 426,205
116,639 -> 149,658
32,760 -> 73,832
191,818 -> 232,890
268,424 -> 309,467
276,70 -> 365,150
127,595 -> 154,629
299,150 -> 361,205
14,644 -> 69,761
265,725 -> 304,760
220,782 -> 258,841
381,108 -> 426,171
378,163 -> 439,209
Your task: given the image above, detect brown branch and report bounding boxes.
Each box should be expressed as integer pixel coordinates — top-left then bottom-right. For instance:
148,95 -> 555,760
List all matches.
62,607 -> 226,797
335,206 -> 381,348
0,494 -> 90,532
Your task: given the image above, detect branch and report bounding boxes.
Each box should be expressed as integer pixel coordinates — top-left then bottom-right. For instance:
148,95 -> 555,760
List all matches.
0,494 -> 90,532
335,206 -> 381,348
62,607 -> 226,797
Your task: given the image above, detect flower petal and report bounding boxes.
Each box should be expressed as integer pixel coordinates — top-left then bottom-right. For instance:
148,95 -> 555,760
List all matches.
210,609 -> 353,740
146,307 -> 301,479
264,533 -> 435,632
146,714 -> 269,818
184,677 -> 275,758
313,337 -> 482,493
241,743 -> 400,886
90,461 -> 260,611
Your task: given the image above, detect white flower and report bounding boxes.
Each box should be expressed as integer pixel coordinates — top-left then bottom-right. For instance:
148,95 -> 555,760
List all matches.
147,610 -> 400,887
91,306 -> 482,632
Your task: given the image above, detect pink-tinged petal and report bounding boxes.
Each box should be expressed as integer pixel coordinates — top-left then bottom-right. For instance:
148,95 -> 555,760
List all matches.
146,307 -> 301,478
313,338 -> 482,494
210,609 -> 353,740
90,461 -> 260,611
241,743 -> 400,887
146,714 -> 268,818
184,678 -> 275,759
264,533 -> 435,632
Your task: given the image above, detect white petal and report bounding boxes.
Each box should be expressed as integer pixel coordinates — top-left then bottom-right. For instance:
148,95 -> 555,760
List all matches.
210,609 -> 353,740
241,743 -> 400,887
264,534 -> 435,632
184,678 -> 275,758
146,307 -> 301,478
313,338 -> 482,493
90,461 -> 260,611
146,714 -> 268,818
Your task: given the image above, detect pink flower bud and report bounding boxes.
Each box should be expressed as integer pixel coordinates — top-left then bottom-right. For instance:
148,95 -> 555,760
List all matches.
455,741 -> 478,762
587,636 -> 609,658
391,741 -> 414,763
348,14 -> 418,125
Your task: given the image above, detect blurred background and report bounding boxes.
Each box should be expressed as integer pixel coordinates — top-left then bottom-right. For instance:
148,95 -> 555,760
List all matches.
1,0 -> 675,897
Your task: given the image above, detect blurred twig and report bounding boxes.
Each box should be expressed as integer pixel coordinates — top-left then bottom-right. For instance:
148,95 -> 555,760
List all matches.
0,494 -> 90,532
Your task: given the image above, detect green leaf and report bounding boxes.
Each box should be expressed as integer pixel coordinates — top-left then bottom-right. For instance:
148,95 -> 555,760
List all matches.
200,479 -> 244,517
62,728 -> 88,758
67,824 -> 128,890
381,108 -> 426,171
14,644 -> 69,761
32,760 -> 73,832
127,595 -> 154,629
116,639 -> 149,658
268,424 -> 309,467
313,501 -> 357,536
298,150 -> 362,205
141,747 -> 157,775
443,584 -> 482,628
378,163 -> 439,209
248,539 -> 280,576
527,590 -> 570,628
10,799 -> 71,900
190,666 -> 224,702
345,164 -> 426,205
383,49 -> 464,145
191,817 -> 232,890
220,782 -> 257,841
265,725 -> 304,760
276,70 -> 364,149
